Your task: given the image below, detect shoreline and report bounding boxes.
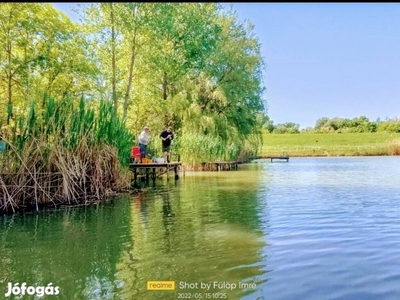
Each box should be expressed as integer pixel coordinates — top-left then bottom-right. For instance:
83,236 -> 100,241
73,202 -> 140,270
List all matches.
2,153 -> 398,216
257,153 -> 399,158
262,132 -> 400,157
0,188 -> 143,217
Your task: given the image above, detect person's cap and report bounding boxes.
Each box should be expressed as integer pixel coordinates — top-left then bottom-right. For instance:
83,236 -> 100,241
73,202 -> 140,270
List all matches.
167,126 -> 172,130
144,126 -> 149,130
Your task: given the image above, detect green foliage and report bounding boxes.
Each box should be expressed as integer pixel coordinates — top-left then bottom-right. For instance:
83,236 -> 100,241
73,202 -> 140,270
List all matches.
377,118 -> 400,133
0,3 -> 95,123
265,116 -> 400,135
5,96 -> 133,166
1,3 -> 267,167
273,122 -> 300,134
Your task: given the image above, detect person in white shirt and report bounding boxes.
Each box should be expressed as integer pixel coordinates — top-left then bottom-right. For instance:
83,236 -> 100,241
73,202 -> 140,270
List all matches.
138,126 -> 150,162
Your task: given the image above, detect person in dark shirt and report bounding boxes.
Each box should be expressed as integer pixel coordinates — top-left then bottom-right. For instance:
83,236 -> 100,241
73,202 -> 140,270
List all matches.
159,126 -> 174,163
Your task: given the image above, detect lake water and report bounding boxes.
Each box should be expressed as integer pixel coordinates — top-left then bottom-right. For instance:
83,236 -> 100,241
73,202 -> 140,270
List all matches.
1,157 -> 400,300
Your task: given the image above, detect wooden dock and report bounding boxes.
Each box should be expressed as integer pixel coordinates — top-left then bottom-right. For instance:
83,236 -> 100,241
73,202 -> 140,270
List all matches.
201,161 -> 240,171
267,156 -> 289,162
268,152 -> 289,162
129,162 -> 182,187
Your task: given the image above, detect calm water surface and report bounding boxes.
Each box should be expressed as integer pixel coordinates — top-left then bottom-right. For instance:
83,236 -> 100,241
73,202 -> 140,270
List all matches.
1,157 -> 400,300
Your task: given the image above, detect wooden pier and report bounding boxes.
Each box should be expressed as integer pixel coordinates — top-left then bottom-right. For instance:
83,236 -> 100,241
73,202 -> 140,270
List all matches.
201,161 -> 240,171
267,156 -> 289,162
260,152 -> 290,162
129,162 -> 182,187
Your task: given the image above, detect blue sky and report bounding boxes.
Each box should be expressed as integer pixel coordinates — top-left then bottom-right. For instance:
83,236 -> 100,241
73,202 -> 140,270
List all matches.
53,3 -> 400,129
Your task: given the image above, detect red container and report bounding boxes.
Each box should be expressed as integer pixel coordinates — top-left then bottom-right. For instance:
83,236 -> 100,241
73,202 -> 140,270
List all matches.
131,146 -> 141,163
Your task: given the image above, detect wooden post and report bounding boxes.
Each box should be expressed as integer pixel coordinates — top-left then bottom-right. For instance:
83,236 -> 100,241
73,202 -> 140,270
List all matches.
151,168 -> 156,183
133,169 -> 138,188
174,165 -> 179,180
167,164 -> 170,181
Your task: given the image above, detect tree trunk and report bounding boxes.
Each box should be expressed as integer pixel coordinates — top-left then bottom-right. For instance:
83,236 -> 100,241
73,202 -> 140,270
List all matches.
6,39 -> 12,124
123,5 -> 138,120
163,71 -> 168,100
110,3 -> 117,117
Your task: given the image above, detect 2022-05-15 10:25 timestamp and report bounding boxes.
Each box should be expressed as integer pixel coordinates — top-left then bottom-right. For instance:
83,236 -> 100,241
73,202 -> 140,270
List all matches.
177,292 -> 227,298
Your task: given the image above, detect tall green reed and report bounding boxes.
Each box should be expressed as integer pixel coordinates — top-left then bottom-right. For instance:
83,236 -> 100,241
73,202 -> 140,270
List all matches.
4,96 -> 134,169
1,96 -> 134,214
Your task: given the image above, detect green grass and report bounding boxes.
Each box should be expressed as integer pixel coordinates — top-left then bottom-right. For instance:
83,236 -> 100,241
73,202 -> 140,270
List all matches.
261,131 -> 400,157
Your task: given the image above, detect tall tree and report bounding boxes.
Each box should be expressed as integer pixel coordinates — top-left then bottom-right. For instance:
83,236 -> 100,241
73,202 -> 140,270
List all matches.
144,3 -> 221,100
0,3 -> 94,123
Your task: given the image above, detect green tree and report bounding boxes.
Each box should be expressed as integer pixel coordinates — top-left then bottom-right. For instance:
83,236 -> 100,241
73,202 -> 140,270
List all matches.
176,7 -> 266,162
0,3 -> 95,124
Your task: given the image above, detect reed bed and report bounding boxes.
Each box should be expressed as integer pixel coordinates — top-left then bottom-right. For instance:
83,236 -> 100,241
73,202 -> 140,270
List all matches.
0,97 -> 133,215
388,138 -> 400,155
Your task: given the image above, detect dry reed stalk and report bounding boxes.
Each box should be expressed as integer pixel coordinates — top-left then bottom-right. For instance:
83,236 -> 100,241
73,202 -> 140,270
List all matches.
0,138 -> 130,215
388,138 -> 400,155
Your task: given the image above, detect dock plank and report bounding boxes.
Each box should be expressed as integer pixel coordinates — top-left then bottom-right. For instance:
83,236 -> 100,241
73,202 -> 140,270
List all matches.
129,162 -> 182,187
267,156 -> 289,162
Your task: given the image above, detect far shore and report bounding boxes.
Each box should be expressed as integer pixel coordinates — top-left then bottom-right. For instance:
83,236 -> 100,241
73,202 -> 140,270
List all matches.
261,132 -> 400,157
257,153 -> 398,158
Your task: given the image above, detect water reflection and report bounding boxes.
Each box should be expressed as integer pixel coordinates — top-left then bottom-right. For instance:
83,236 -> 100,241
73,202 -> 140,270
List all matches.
0,165 -> 268,299
117,172 -> 268,300
0,200 -> 132,300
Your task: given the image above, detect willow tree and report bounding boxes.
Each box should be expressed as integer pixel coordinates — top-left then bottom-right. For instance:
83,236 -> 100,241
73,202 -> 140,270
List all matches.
145,3 -> 221,98
123,3 -> 266,163
73,3 -> 266,163
211,9 -> 266,158
176,8 -> 266,164
137,3 -> 222,126
81,3 -> 223,141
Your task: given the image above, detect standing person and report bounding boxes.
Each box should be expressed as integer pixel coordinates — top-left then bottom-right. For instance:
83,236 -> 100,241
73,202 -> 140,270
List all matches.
159,126 -> 174,163
138,126 -> 150,162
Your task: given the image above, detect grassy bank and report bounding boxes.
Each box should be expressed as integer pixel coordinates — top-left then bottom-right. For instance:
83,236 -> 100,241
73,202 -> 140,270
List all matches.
261,132 -> 400,157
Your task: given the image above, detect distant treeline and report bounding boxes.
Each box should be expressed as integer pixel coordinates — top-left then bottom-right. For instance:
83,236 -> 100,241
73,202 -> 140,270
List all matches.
261,116 -> 400,134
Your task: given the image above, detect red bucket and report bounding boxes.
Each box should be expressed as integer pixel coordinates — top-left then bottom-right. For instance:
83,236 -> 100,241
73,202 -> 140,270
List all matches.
131,146 -> 141,162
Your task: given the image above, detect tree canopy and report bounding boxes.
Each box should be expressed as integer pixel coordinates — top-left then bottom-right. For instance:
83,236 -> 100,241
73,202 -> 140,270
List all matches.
0,3 -> 267,164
